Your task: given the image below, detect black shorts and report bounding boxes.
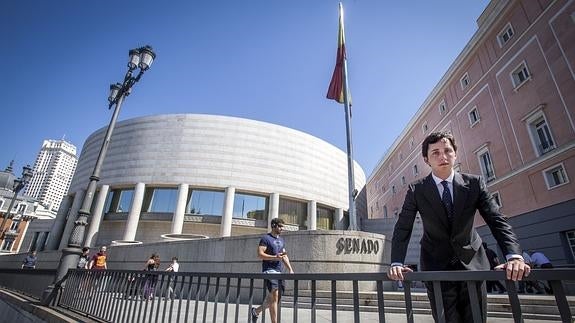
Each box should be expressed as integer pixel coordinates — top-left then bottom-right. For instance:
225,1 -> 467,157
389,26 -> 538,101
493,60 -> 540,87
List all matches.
264,270 -> 284,294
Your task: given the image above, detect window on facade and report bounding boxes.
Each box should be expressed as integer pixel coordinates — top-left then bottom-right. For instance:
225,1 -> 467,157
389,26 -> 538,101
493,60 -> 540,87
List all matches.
1,239 -> 14,251
567,230 -> 575,260
460,73 -> 470,89
187,189 -> 224,216
422,123 -> 428,134
413,164 -> 419,176
497,23 -> 514,47
491,192 -> 502,208
439,101 -> 447,115
527,114 -> 555,156
17,204 -> 27,214
142,187 -> 178,213
317,206 -> 334,230
376,201 -> 379,210
401,176 -> 406,185
511,62 -> 530,88
233,193 -> 267,220
409,138 -> 414,149
477,149 -> 495,181
9,220 -> 19,231
543,164 -> 569,189
399,152 -> 403,161
0,200 -> 4,210
383,205 -> 388,218
105,189 -> 134,213
392,185 -> 396,194
279,198 -> 307,227
468,107 -> 480,126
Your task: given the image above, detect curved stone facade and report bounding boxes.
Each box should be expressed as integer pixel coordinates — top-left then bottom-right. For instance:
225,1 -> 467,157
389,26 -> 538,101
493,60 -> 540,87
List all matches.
53,114 -> 366,248
70,114 -> 364,207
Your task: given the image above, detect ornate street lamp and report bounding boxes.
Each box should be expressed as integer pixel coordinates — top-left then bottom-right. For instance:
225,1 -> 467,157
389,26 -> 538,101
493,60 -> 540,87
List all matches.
41,46 -> 156,304
0,165 -> 33,242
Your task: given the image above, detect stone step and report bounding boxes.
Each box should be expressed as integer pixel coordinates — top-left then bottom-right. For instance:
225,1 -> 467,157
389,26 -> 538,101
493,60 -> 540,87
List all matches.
279,301 -> 566,321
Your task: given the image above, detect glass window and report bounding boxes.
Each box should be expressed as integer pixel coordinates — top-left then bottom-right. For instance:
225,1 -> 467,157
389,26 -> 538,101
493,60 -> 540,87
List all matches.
511,63 -> 530,88
439,101 -> 447,115
527,114 -> 555,156
187,189 -> 224,216
401,176 -> 406,185
543,164 -> 569,189
1,239 -> 14,251
460,73 -> 470,89
383,205 -> 388,218
413,164 -> 419,176
567,230 -> 575,260
478,149 -> 495,181
105,189 -> 134,213
279,198 -> 307,227
233,193 -> 267,220
469,107 -> 480,126
317,206 -> 334,230
497,23 -> 514,47
9,220 -> 19,231
143,187 -> 178,212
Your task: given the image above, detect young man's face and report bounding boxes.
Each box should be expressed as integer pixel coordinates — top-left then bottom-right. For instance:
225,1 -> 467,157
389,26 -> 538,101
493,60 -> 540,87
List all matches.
424,138 -> 457,175
272,223 -> 284,235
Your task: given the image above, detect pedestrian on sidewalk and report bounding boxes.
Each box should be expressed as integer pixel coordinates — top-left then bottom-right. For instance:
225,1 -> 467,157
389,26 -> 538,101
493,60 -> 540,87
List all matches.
251,218 -> 294,323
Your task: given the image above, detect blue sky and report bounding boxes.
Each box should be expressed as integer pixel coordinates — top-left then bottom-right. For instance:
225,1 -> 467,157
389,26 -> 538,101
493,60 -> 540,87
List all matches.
1,0 -> 489,178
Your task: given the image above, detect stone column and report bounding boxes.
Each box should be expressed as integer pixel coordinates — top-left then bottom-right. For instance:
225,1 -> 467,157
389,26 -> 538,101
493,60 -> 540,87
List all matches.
58,190 -> 86,250
83,185 -> 110,247
268,193 -> 279,229
307,200 -> 317,230
335,208 -> 344,230
45,194 -> 73,250
220,187 -> 235,237
122,183 -> 145,241
171,184 -> 189,234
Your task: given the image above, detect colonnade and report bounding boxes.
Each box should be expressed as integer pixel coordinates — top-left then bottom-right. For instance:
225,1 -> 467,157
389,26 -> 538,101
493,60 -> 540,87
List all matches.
47,183 -> 346,249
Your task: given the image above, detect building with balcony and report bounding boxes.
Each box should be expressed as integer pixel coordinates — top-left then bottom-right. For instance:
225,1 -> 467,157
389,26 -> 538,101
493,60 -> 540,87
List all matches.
364,0 -> 575,267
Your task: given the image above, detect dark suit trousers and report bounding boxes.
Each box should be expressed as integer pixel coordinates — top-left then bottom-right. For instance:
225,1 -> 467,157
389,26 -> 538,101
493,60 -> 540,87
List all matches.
424,262 -> 487,323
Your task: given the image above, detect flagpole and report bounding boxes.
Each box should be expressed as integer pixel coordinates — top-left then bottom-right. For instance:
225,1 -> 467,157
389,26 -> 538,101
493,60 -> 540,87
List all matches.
339,3 -> 357,231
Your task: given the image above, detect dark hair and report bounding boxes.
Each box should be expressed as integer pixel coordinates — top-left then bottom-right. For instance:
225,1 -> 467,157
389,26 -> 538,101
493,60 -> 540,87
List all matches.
270,218 -> 285,228
422,131 -> 457,158
82,247 -> 90,252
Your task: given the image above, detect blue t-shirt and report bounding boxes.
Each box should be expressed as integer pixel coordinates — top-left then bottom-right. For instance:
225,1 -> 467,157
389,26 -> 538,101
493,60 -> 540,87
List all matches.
259,233 -> 285,272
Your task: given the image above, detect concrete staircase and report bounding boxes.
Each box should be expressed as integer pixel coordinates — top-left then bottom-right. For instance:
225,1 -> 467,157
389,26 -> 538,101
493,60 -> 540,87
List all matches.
281,290 -> 575,321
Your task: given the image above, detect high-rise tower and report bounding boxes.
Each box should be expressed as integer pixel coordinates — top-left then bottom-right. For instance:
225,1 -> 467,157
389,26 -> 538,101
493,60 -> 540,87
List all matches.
25,140 -> 77,212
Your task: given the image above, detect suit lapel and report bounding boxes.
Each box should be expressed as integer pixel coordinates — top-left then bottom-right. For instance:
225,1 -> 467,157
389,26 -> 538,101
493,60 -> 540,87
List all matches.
452,172 -> 470,224
422,174 -> 450,229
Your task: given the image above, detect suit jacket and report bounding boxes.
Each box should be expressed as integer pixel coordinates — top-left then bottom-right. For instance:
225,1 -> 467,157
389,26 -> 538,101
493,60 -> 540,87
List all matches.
390,172 -> 521,271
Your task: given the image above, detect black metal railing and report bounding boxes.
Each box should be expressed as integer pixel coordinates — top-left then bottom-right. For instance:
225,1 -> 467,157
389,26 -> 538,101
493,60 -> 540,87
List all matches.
1,268 -> 573,323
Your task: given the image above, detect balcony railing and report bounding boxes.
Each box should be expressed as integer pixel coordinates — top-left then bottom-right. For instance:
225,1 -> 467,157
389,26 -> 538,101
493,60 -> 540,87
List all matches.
0,268 -> 573,323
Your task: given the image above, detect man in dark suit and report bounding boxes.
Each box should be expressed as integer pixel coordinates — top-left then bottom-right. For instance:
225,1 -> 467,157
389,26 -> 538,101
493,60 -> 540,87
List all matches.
387,132 -> 530,322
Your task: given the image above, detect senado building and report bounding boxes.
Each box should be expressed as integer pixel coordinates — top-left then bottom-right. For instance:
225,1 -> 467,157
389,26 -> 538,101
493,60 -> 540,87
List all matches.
46,114 -> 366,249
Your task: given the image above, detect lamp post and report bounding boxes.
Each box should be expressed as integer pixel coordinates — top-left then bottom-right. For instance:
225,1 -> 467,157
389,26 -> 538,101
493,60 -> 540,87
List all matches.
41,46 -> 156,304
0,165 -> 33,242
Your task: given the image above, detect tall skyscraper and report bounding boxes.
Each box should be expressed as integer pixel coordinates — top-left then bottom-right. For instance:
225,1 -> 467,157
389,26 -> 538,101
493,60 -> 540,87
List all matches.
25,139 -> 78,212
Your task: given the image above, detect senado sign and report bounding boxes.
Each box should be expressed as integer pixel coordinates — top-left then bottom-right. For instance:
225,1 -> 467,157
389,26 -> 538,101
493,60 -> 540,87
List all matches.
336,237 -> 380,255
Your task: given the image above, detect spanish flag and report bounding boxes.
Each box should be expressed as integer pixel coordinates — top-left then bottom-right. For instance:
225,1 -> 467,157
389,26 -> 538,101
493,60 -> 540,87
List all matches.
326,3 -> 351,105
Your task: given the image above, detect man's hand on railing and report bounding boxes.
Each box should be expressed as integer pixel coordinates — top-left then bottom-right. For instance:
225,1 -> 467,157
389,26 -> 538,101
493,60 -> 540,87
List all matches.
494,258 -> 531,281
387,265 -> 413,281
